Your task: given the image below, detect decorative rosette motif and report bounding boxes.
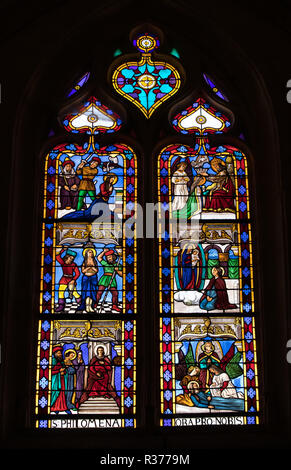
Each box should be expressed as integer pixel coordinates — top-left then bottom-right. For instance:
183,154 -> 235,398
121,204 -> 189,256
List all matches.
172,98 -> 232,135
112,34 -> 181,118
62,96 -> 123,134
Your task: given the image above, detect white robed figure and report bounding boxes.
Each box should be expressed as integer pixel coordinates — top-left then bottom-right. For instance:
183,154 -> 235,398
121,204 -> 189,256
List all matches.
209,364 -> 242,399
171,161 -> 190,212
171,158 -> 204,219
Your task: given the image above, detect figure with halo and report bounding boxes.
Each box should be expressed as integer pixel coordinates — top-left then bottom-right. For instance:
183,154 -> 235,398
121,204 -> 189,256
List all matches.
76,242 -> 99,313
171,157 -> 206,219
77,345 -> 120,408
199,265 -> 237,311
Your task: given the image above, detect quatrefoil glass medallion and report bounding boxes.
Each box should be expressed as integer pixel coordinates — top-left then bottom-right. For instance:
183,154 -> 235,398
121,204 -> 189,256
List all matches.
112,33 -> 181,119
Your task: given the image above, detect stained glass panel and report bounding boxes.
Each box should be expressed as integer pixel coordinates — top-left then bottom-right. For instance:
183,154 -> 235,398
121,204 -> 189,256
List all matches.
112,33 -> 181,118
203,73 -> 229,102
66,72 -> 90,98
158,99 -> 259,427
36,319 -> 136,428
35,97 -> 137,428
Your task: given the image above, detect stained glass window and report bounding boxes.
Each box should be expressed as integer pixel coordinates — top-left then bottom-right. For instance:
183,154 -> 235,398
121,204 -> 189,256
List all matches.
66,72 -> 90,98
113,49 -> 123,57
34,26 -> 261,432
158,97 -> 259,427
203,73 -> 229,102
35,97 -> 137,429
170,48 -> 180,59
112,33 -> 181,118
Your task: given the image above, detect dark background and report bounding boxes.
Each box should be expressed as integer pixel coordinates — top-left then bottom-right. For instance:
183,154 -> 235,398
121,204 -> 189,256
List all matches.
1,0 -> 291,456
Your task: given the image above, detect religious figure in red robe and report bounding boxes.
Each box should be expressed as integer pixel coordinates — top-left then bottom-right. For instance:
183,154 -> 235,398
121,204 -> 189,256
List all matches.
199,266 -> 237,311
77,346 -> 120,408
204,157 -> 235,212
96,173 -> 118,202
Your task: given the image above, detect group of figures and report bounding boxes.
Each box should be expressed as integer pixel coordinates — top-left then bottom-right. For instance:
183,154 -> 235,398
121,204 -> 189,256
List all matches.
174,241 -> 238,313
176,340 -> 244,413
54,151 -> 125,313
55,244 -> 122,313
51,344 -> 120,414
160,136 -> 257,423
171,153 -> 236,220
58,152 -> 121,220
168,149 -> 240,316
